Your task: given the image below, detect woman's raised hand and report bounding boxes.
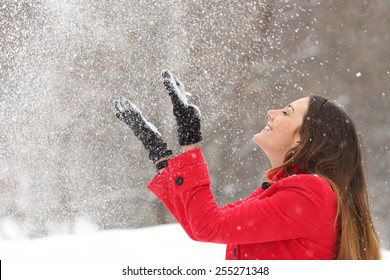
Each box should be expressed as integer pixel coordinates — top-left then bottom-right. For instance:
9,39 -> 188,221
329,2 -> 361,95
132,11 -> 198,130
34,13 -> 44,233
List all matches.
114,96 -> 172,170
162,70 -> 202,146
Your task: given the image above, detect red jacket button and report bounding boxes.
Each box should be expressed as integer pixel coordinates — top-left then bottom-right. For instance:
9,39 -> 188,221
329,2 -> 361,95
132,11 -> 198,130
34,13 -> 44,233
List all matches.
175,177 -> 183,186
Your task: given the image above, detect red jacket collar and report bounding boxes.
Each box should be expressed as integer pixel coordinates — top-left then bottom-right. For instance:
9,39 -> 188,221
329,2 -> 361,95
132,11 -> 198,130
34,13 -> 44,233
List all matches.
267,165 -> 303,182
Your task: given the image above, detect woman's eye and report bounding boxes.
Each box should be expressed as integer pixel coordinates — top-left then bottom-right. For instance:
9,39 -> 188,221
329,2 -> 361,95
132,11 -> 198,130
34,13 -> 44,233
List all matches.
282,111 -> 288,116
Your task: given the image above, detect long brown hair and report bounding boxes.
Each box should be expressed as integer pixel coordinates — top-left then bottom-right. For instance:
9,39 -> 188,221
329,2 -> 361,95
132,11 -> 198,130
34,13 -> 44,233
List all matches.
267,95 -> 381,259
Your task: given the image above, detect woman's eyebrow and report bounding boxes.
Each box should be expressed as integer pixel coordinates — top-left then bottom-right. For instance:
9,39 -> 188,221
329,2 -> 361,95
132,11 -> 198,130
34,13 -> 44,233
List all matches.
287,104 -> 295,113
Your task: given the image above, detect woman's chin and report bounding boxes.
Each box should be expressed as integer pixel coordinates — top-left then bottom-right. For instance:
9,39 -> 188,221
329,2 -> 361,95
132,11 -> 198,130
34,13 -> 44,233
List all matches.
252,132 -> 265,145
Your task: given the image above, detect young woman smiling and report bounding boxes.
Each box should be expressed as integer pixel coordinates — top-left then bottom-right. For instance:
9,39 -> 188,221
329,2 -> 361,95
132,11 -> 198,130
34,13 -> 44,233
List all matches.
114,70 -> 381,260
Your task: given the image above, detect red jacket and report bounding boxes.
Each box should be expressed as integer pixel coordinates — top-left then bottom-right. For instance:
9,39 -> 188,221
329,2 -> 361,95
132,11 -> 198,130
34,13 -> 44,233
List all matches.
147,148 -> 338,260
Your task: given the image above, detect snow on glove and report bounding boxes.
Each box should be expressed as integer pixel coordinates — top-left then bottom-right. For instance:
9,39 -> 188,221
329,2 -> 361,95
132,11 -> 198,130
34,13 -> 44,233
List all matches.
114,96 -> 172,170
162,70 -> 202,146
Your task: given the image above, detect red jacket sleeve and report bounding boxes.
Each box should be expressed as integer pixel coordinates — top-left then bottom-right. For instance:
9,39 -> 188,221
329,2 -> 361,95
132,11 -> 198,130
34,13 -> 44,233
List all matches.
147,148 -> 336,245
147,148 -> 211,240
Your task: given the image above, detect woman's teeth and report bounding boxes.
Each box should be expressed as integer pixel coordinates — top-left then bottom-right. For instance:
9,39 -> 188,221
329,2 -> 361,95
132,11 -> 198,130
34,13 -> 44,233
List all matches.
264,124 -> 272,131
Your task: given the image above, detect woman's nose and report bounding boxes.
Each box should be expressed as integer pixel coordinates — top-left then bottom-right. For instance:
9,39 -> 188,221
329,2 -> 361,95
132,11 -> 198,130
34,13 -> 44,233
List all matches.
267,110 -> 276,120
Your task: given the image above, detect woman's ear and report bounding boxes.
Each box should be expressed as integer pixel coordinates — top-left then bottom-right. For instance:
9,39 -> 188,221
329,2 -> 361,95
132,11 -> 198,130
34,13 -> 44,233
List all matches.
293,141 -> 301,149
292,132 -> 301,147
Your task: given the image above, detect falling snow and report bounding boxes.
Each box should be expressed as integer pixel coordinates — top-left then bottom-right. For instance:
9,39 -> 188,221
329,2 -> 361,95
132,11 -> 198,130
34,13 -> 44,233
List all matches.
0,0 -> 389,254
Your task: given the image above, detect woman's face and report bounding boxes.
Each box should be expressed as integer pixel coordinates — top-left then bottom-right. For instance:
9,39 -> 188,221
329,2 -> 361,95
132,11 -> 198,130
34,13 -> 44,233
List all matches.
253,97 -> 310,168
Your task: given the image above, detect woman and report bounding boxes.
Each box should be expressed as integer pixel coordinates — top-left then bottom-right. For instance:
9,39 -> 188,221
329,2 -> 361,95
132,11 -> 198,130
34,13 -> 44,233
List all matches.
114,70 -> 381,260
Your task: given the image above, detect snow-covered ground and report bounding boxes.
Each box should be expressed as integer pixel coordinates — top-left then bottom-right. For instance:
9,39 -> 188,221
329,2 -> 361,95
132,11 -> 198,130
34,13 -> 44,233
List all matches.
0,222 -> 388,260
0,223 -> 224,259
1,223 -> 389,280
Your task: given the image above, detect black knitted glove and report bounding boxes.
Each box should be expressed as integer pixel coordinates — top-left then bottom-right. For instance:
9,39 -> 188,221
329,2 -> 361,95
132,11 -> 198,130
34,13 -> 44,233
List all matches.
114,96 -> 172,170
162,70 -> 202,146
